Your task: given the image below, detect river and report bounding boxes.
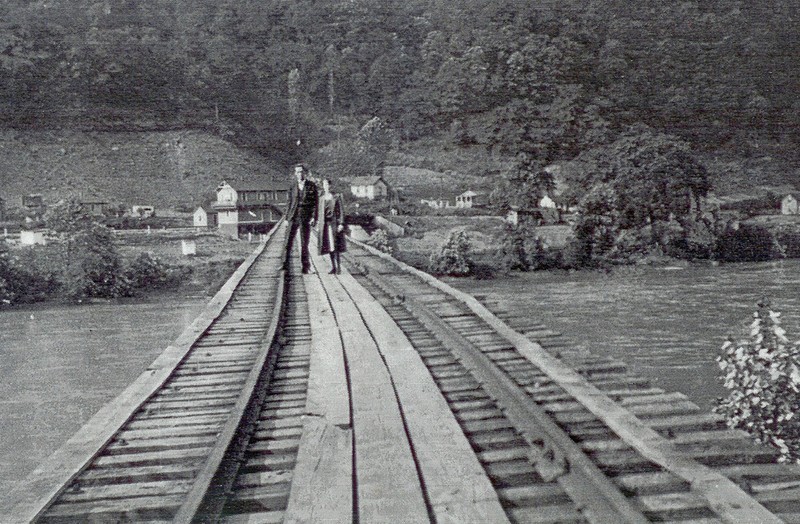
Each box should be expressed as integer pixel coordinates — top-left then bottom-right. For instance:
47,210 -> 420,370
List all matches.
0,295 -> 208,495
3,260 -> 798,496
449,259 -> 800,411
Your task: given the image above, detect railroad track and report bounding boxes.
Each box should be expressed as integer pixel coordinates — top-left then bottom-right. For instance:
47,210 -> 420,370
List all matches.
344,239 -> 800,524
1,222 -> 295,523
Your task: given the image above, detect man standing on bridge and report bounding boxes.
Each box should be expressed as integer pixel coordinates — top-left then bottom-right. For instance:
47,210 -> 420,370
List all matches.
285,163 -> 318,273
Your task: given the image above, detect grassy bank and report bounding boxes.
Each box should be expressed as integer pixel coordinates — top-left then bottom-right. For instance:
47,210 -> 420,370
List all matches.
2,230 -> 257,306
114,230 -> 259,293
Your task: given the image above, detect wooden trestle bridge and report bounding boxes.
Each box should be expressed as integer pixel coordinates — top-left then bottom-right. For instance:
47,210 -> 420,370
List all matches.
2,220 -> 800,523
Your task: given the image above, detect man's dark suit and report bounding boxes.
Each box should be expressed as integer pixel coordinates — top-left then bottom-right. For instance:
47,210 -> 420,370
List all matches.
285,179 -> 318,272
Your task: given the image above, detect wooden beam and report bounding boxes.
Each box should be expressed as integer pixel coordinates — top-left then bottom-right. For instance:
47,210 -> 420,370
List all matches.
336,269 -> 509,523
309,254 -> 429,523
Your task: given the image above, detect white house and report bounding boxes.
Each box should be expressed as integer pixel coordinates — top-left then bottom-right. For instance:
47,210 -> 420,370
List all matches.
20,230 -> 46,246
211,180 -> 288,237
539,195 -> 556,209
455,190 -> 486,208
131,205 -> 155,218
781,194 -> 799,215
350,176 -> 390,200
193,204 -> 218,228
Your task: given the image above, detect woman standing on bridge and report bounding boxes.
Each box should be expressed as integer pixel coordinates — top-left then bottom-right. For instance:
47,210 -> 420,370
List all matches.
318,178 -> 347,274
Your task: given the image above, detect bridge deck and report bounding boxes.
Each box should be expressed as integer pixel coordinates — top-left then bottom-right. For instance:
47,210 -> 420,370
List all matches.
2,224 -> 800,523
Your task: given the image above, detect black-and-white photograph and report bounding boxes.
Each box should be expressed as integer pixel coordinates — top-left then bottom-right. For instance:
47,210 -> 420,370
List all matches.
1,1 -> 799,522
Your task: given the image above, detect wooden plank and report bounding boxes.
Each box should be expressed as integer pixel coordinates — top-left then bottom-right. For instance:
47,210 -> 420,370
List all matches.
349,238 -> 785,524
42,494 -> 184,520
336,268 -> 510,524
283,271 -> 353,524
310,256 -> 429,523
58,480 -> 193,503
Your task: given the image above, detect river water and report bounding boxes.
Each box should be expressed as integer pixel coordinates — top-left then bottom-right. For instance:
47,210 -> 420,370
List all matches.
0,295 -> 207,495
3,261 -> 799,497
449,259 -> 800,411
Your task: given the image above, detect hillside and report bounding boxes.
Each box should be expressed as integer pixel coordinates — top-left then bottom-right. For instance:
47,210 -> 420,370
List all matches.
0,130 -> 287,210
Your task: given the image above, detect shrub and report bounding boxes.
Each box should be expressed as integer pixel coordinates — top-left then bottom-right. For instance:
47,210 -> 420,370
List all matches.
428,230 -> 473,276
365,229 -> 393,254
715,301 -> 800,461
61,223 -> 131,300
498,226 -> 530,271
126,252 -> 170,289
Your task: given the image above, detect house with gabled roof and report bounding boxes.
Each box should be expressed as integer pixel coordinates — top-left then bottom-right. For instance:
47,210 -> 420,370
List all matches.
781,193 -> 800,215
350,176 -> 390,200
212,180 -> 289,237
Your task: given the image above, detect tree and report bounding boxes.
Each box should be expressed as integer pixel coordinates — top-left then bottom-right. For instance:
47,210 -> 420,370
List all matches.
566,126 -> 713,263
492,152 -> 554,214
45,199 -> 128,300
428,230 -> 473,276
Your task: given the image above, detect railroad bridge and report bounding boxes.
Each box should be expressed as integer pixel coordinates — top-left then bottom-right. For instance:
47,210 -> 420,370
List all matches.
2,221 -> 800,523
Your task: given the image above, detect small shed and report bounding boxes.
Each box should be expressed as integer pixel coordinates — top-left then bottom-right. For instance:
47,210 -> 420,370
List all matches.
539,195 -> 557,209
81,197 -> 110,216
194,205 -> 218,228
781,194 -> 799,215
350,176 -> 390,200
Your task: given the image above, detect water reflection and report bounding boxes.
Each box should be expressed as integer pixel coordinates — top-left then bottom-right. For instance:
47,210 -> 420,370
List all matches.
0,296 -> 207,495
452,260 -> 800,411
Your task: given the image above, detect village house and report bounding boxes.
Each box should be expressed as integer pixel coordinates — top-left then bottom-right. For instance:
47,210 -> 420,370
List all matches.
22,194 -> 44,209
455,190 -> 486,209
350,176 -> 390,200
212,181 -> 288,237
80,197 -> 110,216
131,205 -> 155,218
193,203 -> 218,229
781,194 -> 800,215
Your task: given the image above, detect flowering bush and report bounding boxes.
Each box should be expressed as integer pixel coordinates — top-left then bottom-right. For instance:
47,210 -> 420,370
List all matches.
428,230 -> 473,276
715,301 -> 800,461
365,229 -> 393,255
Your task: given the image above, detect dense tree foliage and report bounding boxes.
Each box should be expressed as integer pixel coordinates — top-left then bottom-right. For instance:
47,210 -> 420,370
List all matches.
45,199 -> 130,300
0,0 -> 796,166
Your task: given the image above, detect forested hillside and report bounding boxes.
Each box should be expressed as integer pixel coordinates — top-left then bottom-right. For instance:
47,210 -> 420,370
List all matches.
0,0 -> 797,189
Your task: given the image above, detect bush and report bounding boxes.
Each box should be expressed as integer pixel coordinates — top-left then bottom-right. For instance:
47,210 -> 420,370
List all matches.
126,252 -> 170,289
0,244 -> 59,304
715,301 -> 800,461
498,226 -> 530,271
428,230 -> 473,276
61,223 -> 131,300
365,229 -> 394,254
